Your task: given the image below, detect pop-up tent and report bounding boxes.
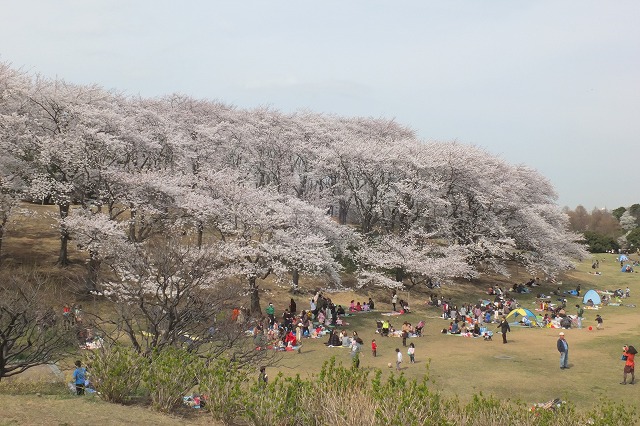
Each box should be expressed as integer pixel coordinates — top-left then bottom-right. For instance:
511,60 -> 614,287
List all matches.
582,289 -> 601,305
621,265 -> 634,273
505,308 -> 539,326
618,254 -> 629,262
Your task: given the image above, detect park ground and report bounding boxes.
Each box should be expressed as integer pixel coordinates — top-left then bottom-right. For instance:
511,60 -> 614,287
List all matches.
0,204 -> 639,424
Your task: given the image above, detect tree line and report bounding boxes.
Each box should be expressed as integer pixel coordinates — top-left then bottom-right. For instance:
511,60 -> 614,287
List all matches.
564,204 -> 640,253
0,61 -> 588,307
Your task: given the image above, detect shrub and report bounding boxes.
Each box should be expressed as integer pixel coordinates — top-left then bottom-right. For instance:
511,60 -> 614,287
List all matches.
198,358 -> 249,424
142,347 -> 203,412
583,231 -> 619,253
626,227 -> 640,251
85,344 -> 144,403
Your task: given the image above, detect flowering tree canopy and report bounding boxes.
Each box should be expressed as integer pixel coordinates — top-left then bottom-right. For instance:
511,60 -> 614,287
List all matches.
0,61 -> 587,301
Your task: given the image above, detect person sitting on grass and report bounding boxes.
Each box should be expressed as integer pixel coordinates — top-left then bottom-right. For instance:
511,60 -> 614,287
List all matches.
381,320 -> 391,336
472,321 -> 481,337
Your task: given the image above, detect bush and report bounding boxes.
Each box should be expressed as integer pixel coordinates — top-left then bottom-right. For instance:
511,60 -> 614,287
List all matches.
80,353 -> 638,424
86,344 -> 144,403
198,358 -> 249,424
143,347 -> 203,412
626,227 -> 640,251
583,231 -> 620,253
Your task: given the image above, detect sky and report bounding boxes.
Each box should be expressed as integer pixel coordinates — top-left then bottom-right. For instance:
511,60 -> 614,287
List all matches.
1,1 -> 638,210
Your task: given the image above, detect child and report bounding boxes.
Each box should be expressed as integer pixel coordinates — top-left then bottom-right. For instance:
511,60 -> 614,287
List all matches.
259,366 -> 268,384
408,342 -> 415,363
596,314 -> 603,330
371,339 -> 377,357
395,348 -> 402,371
72,360 -> 86,395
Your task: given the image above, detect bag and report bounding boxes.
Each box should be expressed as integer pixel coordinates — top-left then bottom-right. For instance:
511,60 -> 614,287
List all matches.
622,355 -> 628,361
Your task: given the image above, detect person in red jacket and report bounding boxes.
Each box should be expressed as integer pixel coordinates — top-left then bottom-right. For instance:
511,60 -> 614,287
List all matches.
621,345 -> 636,385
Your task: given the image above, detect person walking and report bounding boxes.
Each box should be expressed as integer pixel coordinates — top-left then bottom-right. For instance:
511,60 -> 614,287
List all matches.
351,337 -> 362,368
557,332 -> 569,369
395,348 -> 403,371
72,360 -> 87,395
595,314 -> 603,330
498,316 -> 511,344
621,345 -> 636,385
408,342 -> 416,363
575,304 -> 584,329
371,339 -> 377,357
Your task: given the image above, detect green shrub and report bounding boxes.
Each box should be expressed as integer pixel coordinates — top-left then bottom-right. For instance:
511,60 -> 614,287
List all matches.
583,231 -> 619,253
198,357 -> 249,424
585,399 -> 637,426
244,372 -> 315,426
143,347 -> 203,412
85,344 -> 145,403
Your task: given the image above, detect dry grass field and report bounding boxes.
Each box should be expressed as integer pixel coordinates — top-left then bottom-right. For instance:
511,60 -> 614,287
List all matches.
1,203 -> 638,424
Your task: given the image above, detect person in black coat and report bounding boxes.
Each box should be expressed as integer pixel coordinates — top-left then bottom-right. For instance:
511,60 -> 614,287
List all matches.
498,316 -> 511,344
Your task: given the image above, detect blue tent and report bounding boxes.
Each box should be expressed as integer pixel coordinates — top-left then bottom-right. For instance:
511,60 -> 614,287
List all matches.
582,289 -> 601,305
618,254 -> 629,262
621,264 -> 634,272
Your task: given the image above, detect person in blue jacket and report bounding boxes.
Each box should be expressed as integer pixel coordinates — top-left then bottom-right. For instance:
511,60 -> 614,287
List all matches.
72,360 -> 87,395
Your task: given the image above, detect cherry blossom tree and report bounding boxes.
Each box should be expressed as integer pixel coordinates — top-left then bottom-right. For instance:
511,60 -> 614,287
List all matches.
13,76 -> 116,265
63,208 -> 129,292
0,63 -> 31,262
187,170 -> 350,313
0,190 -> 19,265
357,231 -> 473,289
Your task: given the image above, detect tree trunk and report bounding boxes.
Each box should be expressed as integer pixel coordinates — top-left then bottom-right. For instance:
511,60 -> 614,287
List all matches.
338,200 -> 348,225
395,267 -> 404,283
196,221 -> 203,249
249,276 -> 261,315
85,250 -> 101,293
292,269 -> 300,293
128,206 -> 137,242
0,225 -> 4,266
57,204 -> 70,266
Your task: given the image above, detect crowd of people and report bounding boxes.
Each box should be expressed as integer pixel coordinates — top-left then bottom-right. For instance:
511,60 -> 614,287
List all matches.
246,290 -> 426,372
250,293 -> 381,352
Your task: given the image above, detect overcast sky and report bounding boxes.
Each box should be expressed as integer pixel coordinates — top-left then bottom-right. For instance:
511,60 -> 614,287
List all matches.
1,1 -> 638,210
